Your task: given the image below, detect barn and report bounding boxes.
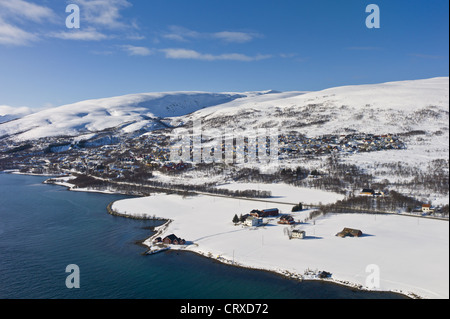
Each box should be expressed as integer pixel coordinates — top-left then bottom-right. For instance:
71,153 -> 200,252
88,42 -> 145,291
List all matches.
336,228 -> 363,238
261,208 -> 279,217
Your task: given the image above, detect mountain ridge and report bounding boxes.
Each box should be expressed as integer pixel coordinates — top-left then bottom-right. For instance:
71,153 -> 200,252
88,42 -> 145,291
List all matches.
0,77 -> 448,142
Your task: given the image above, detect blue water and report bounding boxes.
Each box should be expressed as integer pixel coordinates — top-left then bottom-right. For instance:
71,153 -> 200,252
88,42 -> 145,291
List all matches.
0,173 -> 407,299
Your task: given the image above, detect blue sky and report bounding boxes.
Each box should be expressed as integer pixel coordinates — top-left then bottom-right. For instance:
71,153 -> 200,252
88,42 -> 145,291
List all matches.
0,0 -> 448,109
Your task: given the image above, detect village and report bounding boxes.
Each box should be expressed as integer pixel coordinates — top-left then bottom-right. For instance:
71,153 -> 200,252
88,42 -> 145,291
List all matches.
0,130 -> 406,176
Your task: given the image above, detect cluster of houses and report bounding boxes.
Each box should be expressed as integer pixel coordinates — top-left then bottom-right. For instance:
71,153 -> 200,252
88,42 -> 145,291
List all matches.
279,133 -> 404,157
237,208 -> 308,239
162,161 -> 190,172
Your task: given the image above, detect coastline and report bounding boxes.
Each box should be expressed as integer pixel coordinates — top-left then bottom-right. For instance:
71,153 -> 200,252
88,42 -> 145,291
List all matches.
4,171 -> 442,299
106,196 -> 416,299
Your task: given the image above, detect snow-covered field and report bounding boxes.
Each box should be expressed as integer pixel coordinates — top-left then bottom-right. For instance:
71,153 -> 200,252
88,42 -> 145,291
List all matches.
111,191 -> 449,299
214,182 -> 345,205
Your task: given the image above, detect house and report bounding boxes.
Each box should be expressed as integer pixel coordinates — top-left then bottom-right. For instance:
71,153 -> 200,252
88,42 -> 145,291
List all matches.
278,215 -> 295,225
360,188 -> 375,196
163,234 -> 186,245
261,208 -> 279,217
249,208 -> 279,218
422,204 -> 435,214
249,209 -> 264,218
336,228 -> 363,238
244,216 -> 263,227
291,229 -> 305,239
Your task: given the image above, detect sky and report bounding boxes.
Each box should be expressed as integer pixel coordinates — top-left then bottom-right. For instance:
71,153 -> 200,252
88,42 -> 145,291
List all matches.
0,0 -> 448,110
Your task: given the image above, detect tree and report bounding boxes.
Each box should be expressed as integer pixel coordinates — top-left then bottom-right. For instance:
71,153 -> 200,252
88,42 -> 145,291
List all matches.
292,202 -> 303,212
232,214 -> 240,225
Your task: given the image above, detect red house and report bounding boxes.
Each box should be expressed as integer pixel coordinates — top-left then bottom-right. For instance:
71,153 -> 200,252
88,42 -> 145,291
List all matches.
249,208 -> 280,218
163,234 -> 186,245
278,215 -> 295,225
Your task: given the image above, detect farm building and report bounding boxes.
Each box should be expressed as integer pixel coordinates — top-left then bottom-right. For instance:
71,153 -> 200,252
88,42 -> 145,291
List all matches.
244,216 -> 263,227
261,208 -> 280,217
336,228 -> 363,238
250,208 -> 279,218
291,229 -> 306,239
163,234 -> 186,245
278,215 -> 295,225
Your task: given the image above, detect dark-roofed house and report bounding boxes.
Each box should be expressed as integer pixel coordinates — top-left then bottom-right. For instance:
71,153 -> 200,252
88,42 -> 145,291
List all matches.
249,208 -> 280,218
261,208 -> 279,217
278,215 -> 295,225
336,228 -> 363,238
163,234 -> 186,245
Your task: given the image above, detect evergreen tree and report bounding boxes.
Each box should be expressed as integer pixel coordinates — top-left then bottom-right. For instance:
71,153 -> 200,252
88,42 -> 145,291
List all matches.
232,214 -> 240,225
292,202 -> 303,212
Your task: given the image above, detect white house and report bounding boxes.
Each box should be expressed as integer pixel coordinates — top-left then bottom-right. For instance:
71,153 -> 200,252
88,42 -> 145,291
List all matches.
291,229 -> 306,239
422,204 -> 435,214
244,216 -> 263,227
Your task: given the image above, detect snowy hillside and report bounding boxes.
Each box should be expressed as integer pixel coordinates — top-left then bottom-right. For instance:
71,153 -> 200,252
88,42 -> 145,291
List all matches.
0,92 -> 249,140
0,105 -> 32,124
1,77 -> 447,143
179,77 -> 449,136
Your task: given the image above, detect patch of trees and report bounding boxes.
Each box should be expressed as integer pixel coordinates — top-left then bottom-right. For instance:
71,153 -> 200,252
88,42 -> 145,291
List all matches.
4,144 -> 32,154
292,202 -> 303,212
319,190 -> 423,215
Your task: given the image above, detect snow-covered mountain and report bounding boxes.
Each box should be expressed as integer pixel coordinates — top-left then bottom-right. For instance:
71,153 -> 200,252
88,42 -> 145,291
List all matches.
0,77 -> 448,142
0,105 -> 32,124
0,92 -> 250,140
179,77 -> 449,137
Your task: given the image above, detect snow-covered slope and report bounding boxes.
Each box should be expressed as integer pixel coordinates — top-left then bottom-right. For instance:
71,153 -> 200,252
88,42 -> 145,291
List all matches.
0,77 -> 448,142
0,105 -> 32,124
0,92 -> 249,140
179,77 -> 449,137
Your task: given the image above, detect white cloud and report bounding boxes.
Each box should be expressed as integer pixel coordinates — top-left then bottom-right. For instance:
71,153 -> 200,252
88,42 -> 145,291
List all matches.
0,18 -> 38,46
163,26 -> 260,44
73,0 -> 133,29
50,28 -> 109,41
0,0 -> 54,46
212,31 -> 259,43
121,45 -> 153,56
0,0 -> 55,23
161,48 -> 271,62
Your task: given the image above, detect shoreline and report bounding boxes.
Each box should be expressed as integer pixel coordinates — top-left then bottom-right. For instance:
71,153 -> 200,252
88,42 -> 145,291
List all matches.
2,171 -> 441,299
106,197 -> 416,299
169,248 -> 414,299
